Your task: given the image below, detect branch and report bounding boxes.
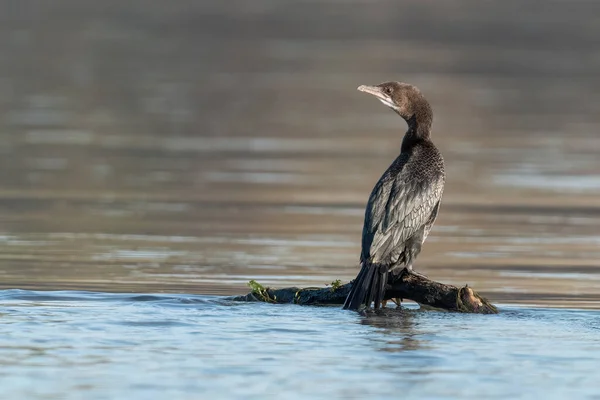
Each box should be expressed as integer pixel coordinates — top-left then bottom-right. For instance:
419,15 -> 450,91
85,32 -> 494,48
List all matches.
231,270 -> 498,314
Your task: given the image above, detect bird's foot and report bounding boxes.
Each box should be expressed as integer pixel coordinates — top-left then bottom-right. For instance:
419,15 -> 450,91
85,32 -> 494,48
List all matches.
405,266 -> 428,279
391,297 -> 402,308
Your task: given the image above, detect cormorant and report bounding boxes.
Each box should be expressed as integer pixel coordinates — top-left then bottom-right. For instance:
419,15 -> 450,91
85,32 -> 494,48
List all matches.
343,81 -> 445,311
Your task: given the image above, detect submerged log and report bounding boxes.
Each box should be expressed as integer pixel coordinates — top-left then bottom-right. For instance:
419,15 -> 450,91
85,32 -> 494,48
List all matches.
232,269 -> 498,314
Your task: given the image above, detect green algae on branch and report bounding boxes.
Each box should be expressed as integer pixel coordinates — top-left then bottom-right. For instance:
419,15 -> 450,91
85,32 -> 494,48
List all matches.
328,279 -> 343,292
234,270 -> 498,314
247,279 -> 278,303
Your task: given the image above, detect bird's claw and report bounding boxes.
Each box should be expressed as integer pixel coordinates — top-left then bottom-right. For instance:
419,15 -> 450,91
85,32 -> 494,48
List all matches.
406,267 -> 428,279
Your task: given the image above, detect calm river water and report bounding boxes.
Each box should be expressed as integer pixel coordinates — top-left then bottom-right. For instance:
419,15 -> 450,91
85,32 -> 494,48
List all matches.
0,1 -> 599,399
1,291 -> 600,399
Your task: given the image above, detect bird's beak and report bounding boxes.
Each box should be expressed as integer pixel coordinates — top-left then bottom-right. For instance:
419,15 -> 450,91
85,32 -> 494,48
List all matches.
357,85 -> 386,99
357,85 -> 394,108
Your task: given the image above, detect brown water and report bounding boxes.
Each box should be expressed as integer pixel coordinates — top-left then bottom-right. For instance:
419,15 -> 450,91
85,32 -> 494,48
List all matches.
0,0 -> 599,308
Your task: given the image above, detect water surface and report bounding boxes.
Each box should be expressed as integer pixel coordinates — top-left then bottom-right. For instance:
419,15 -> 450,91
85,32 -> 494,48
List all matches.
0,0 -> 599,307
1,290 -> 599,399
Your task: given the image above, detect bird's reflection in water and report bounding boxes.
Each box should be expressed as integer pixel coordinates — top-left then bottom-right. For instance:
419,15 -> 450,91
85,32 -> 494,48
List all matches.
360,307 -> 431,353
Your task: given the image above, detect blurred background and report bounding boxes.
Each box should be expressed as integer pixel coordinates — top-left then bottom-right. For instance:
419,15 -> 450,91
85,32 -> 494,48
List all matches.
0,0 -> 599,306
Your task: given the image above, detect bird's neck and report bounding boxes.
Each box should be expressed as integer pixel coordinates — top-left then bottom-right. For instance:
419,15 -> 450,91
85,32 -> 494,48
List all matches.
401,96 -> 433,143
401,113 -> 432,151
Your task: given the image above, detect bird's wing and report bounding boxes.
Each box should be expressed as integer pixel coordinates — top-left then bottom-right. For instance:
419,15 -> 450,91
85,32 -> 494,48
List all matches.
361,161 -> 444,263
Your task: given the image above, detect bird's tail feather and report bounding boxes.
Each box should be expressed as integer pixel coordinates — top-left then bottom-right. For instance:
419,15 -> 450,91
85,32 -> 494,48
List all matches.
343,262 -> 388,310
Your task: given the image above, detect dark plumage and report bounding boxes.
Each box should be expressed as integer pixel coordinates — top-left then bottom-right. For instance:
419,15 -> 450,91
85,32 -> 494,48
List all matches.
343,82 -> 445,311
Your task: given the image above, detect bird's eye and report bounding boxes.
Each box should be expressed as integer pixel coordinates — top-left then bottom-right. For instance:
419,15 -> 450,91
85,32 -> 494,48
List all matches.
384,87 -> 393,95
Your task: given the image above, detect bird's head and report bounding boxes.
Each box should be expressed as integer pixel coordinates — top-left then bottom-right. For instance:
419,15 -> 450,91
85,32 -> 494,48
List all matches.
357,81 -> 431,127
